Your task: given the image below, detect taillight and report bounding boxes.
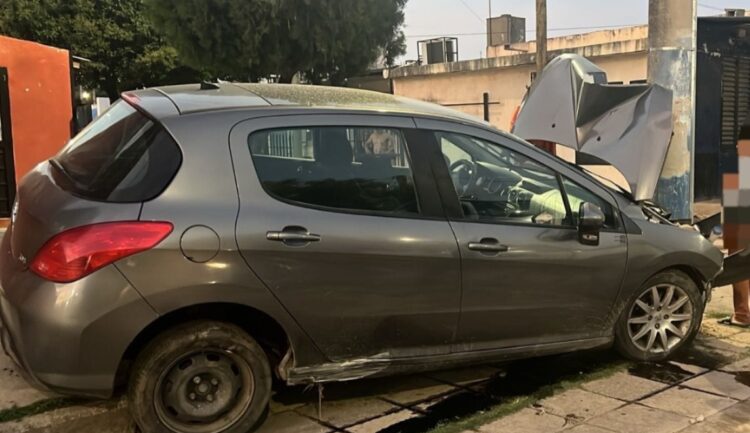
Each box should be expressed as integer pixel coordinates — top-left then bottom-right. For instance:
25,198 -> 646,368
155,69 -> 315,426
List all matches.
30,221 -> 173,283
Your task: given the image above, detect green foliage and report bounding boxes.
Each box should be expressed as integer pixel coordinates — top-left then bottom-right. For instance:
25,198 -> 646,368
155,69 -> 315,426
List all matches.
0,0 -> 406,91
144,0 -> 276,80
145,0 -> 408,84
0,0 -> 204,97
0,397 -> 83,423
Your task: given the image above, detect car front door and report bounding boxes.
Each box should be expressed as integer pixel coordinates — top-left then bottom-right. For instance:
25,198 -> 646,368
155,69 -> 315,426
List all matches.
414,118 -> 628,352
230,114 -> 461,361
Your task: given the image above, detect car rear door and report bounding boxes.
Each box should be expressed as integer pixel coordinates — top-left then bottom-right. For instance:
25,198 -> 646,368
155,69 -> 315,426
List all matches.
229,114 -> 461,361
414,118 -> 628,352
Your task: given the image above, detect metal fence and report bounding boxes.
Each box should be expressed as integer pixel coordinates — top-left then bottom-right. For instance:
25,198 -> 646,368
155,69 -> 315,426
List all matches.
260,127 -> 410,167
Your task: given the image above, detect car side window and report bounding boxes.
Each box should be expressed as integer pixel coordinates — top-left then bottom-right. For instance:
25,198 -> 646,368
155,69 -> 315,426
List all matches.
561,177 -> 619,229
248,127 -> 419,215
436,132 -> 571,226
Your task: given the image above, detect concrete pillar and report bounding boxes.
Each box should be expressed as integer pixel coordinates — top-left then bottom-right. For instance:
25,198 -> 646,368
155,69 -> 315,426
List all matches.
536,0 -> 547,76
648,0 -> 697,221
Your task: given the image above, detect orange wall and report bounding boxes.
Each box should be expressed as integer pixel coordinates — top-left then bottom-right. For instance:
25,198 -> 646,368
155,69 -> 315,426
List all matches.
0,35 -> 72,183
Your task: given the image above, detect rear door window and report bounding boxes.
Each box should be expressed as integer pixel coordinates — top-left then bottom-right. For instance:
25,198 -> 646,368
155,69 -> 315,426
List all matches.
248,127 -> 419,215
52,100 -> 181,202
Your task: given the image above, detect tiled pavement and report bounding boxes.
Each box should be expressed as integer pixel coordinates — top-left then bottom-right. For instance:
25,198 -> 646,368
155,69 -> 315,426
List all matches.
1,285 -> 749,433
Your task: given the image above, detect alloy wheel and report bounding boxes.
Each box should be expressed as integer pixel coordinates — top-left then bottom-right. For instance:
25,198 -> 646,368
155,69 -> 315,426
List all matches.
154,350 -> 255,433
627,284 -> 693,354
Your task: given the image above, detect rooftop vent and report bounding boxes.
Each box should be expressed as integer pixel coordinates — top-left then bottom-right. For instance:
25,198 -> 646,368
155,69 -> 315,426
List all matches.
725,8 -> 746,17
487,14 -> 526,47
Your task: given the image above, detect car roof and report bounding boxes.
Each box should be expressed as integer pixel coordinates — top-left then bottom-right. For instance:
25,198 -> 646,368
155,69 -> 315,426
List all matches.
128,82 -> 486,126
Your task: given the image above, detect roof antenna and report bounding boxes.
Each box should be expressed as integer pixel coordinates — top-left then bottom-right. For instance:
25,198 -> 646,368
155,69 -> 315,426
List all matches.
200,81 -> 220,90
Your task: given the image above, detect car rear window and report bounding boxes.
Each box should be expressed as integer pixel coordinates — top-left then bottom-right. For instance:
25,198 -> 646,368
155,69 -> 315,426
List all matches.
51,100 -> 181,202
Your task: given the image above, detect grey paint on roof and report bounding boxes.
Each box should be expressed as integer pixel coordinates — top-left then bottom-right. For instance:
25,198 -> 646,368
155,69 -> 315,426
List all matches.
153,84 -> 270,114
139,82 -> 485,125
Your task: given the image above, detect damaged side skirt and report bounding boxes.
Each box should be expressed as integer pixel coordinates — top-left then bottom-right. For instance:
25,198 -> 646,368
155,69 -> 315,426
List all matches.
284,355 -> 391,386
280,336 -> 613,385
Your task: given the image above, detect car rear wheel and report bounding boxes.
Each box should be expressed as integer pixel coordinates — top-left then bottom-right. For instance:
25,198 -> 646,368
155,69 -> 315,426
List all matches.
128,321 -> 271,433
614,270 -> 703,362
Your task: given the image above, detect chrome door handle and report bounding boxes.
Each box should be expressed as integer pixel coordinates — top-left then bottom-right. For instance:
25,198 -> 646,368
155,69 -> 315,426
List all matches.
266,227 -> 321,244
266,232 -> 321,242
468,238 -> 508,253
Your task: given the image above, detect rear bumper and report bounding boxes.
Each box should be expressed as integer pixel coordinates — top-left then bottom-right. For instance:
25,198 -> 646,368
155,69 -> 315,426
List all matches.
0,307 -> 52,393
0,236 -> 159,398
0,315 -> 17,364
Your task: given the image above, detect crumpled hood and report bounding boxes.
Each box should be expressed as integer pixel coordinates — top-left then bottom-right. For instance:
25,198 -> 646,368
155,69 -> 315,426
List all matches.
512,53 -> 674,202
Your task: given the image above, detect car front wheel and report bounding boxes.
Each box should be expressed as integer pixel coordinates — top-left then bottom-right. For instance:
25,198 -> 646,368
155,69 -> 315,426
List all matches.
614,270 -> 704,362
128,321 -> 271,433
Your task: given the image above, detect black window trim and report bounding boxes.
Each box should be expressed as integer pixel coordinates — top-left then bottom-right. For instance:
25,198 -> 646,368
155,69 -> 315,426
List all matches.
246,125 -> 447,221
558,174 -> 624,232
122,99 -> 185,204
557,172 -> 576,227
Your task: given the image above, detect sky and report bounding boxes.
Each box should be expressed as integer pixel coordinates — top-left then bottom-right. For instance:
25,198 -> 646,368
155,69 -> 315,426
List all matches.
400,0 -> 750,62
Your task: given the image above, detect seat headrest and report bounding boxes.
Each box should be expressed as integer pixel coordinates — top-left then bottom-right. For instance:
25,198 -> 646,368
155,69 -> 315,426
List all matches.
358,154 -> 394,169
316,129 -> 353,166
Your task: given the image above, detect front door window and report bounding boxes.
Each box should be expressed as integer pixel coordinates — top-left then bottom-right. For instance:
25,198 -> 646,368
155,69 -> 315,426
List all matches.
437,132 -> 571,227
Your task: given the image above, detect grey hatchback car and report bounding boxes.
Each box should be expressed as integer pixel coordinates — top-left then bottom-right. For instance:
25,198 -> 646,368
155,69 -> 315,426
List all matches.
0,83 -> 723,432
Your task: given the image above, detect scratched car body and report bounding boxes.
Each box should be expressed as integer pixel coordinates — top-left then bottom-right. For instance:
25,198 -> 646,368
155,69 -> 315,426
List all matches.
0,84 -> 723,433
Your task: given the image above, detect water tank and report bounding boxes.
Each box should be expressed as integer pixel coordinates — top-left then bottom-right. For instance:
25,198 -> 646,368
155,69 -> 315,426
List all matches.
418,37 -> 458,65
487,14 -> 526,47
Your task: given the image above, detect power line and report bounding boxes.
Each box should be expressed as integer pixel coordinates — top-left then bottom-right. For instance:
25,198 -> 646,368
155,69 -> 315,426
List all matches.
404,23 -> 645,39
410,2 -> 741,42
698,2 -> 750,12
458,0 -> 484,22
697,3 -> 726,11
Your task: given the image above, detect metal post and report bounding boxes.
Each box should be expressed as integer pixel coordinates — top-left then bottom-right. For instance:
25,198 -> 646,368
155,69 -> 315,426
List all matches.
483,92 -> 490,122
535,0 -> 547,76
648,0 -> 697,221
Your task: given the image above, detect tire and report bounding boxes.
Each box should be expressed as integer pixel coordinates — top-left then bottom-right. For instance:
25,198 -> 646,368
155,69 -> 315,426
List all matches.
128,321 -> 272,433
614,270 -> 704,362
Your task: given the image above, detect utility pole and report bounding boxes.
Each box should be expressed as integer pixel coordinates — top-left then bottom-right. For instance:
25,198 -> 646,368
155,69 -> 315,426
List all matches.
648,0 -> 697,221
488,0 -> 492,19
535,0 -> 547,77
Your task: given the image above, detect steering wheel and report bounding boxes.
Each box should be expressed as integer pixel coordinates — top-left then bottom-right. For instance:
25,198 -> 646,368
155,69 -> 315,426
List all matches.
449,159 -> 478,196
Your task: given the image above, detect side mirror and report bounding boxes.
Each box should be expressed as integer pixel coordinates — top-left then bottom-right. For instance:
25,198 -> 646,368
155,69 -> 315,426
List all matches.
578,202 -> 604,246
